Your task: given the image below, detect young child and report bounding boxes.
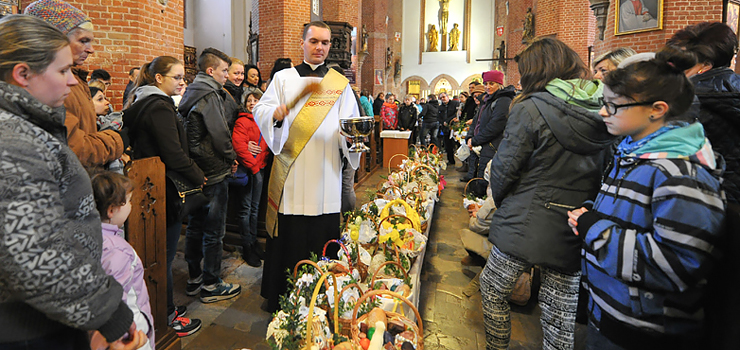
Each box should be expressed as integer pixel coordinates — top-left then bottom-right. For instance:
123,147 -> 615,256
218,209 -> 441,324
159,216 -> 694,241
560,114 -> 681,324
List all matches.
90,86 -> 126,173
232,91 -> 269,267
568,48 -> 726,350
91,171 -> 155,350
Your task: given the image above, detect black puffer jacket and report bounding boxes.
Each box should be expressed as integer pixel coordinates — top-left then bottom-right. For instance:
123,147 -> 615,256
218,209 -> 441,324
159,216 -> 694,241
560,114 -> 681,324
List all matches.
471,85 -> 516,160
179,73 -> 237,184
398,103 -> 418,130
692,68 -> 740,204
488,91 -> 616,272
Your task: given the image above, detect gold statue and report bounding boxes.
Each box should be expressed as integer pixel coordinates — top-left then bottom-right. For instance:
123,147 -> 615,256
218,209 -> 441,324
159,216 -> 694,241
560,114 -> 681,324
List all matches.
449,23 -> 460,51
439,0 -> 450,34
523,7 -> 535,43
428,25 -> 438,52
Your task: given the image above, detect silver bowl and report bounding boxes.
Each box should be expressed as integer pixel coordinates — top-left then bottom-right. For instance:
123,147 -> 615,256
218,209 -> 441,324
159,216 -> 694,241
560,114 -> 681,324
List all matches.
340,116 -> 375,152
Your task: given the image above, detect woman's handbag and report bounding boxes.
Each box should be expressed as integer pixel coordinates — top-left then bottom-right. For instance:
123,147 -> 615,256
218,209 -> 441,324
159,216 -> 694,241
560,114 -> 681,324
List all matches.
229,165 -> 250,186
509,267 -> 534,306
165,170 -> 210,225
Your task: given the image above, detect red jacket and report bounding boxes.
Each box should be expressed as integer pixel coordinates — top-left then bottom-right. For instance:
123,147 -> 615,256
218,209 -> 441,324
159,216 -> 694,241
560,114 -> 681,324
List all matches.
381,102 -> 398,129
232,112 -> 269,174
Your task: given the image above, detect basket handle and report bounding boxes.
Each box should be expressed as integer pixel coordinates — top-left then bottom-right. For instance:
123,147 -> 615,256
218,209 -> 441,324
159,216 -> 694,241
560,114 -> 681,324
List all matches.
369,260 -> 409,290
463,177 -> 485,196
378,213 -> 419,232
304,272 -> 339,350
322,239 -> 352,266
293,259 -> 323,279
350,290 -> 423,348
428,143 -> 439,154
388,153 -> 409,172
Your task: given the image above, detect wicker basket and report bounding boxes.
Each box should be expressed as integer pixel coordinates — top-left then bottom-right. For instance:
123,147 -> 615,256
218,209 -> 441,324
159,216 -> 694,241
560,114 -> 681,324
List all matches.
388,153 -> 409,172
333,282 -> 366,337
351,290 -> 424,350
464,177 -> 487,199
303,272 -> 340,350
320,239 -> 355,278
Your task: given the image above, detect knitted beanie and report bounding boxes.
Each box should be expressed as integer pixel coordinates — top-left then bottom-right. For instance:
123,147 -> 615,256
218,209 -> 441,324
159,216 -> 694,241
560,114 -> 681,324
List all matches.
24,0 -> 91,35
482,70 -> 505,85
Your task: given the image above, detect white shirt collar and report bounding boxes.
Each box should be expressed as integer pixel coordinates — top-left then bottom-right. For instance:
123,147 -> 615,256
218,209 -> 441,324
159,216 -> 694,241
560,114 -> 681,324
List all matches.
304,61 -> 325,71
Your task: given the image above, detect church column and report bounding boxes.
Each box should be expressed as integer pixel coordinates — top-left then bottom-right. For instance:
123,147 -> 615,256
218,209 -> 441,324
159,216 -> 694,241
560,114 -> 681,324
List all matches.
258,0 -> 311,78
362,0 -> 389,96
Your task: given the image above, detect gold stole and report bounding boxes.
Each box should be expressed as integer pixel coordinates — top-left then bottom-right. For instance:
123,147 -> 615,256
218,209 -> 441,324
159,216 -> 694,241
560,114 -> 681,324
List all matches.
265,69 -> 349,238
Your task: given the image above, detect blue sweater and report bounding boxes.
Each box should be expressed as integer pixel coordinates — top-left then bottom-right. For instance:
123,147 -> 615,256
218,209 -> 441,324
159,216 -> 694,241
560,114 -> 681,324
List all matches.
577,122 -> 725,346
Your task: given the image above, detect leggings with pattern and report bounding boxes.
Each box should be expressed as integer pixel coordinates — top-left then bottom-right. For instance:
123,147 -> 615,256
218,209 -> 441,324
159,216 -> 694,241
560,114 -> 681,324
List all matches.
480,245 -> 581,350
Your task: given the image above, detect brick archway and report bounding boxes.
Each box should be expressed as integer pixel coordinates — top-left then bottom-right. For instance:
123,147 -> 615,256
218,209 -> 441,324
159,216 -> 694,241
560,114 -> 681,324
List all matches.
400,75 -> 430,97
460,74 -> 483,92
428,74 -> 460,92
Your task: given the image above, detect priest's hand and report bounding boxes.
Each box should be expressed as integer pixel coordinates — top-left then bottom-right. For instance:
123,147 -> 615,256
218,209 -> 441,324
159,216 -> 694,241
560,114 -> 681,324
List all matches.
273,104 -> 289,122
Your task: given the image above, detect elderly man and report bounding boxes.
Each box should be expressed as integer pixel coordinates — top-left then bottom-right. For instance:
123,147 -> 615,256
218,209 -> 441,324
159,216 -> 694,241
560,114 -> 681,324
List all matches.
26,0 -> 126,169
253,21 -> 361,312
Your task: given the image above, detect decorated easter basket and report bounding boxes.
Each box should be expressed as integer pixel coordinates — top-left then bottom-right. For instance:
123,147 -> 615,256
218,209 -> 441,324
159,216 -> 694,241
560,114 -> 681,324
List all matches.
388,153 -> 410,173
331,282 -> 366,337
377,214 -> 426,260
351,290 -> 424,350
320,239 -> 361,281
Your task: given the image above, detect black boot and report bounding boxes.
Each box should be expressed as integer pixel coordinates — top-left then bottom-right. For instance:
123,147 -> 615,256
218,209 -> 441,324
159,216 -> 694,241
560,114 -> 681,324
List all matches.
251,242 -> 265,260
242,244 -> 261,267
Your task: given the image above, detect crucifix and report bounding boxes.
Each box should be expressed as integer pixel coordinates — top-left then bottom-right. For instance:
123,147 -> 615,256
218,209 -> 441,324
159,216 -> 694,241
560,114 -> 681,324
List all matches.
476,41 -> 512,69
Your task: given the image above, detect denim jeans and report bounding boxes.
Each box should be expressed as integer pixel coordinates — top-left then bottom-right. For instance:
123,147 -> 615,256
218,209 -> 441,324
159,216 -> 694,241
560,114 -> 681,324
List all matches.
419,121 -> 439,148
238,169 -> 263,247
166,221 -> 182,315
184,180 -> 229,285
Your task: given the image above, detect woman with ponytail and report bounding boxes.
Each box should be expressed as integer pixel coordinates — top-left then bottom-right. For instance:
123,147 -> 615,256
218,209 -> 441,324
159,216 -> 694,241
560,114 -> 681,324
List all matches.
567,47 -> 726,350
480,37 -> 616,350
122,56 -> 204,337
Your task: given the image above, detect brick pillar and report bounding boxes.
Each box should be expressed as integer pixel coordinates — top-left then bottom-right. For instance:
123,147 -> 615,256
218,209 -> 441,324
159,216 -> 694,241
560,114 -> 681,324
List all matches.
22,0 -> 185,110
323,0 -> 361,89
362,0 -> 389,97
258,0 -> 311,79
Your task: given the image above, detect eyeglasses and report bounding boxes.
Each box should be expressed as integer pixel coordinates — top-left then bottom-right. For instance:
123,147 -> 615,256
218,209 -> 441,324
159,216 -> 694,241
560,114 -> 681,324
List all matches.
165,75 -> 185,81
600,98 -> 656,115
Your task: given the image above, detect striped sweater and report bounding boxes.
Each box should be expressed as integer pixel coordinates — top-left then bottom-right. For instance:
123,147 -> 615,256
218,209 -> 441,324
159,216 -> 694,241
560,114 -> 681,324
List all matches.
577,122 -> 725,346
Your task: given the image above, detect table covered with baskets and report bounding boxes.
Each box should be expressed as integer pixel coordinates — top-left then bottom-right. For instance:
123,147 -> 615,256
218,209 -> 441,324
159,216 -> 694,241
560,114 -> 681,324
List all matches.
266,144 -> 446,350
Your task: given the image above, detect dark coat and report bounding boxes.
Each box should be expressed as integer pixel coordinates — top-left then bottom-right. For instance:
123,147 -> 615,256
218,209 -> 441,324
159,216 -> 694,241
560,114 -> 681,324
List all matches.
471,86 -> 516,160
372,97 -> 384,116
420,101 -> 439,123
179,73 -> 237,183
488,91 -> 615,272
398,103 -> 418,130
123,93 -> 205,187
692,67 -> 740,204
437,99 -> 460,128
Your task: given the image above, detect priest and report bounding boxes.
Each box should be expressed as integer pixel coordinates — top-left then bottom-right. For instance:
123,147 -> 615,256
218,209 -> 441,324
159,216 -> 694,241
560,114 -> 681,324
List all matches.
253,21 -> 361,312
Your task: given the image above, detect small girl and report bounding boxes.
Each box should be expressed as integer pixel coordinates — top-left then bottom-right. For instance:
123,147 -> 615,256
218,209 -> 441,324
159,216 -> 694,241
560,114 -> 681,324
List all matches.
380,93 -> 398,129
568,48 -> 726,349
91,171 -> 155,350
232,91 -> 269,267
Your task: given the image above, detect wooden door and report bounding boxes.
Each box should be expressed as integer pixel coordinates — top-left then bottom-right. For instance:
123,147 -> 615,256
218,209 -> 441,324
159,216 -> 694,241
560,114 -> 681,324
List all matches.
126,157 -> 181,350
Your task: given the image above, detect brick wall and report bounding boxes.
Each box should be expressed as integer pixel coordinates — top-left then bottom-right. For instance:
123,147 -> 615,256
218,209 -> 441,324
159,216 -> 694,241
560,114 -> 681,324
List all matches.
592,0 -> 722,56
257,0 -> 310,80
22,0 -> 185,110
497,0 -> 599,85
361,0 -> 390,98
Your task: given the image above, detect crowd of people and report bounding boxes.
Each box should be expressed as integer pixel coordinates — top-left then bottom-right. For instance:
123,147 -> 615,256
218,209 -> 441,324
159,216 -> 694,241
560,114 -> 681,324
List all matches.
0,0 -> 738,349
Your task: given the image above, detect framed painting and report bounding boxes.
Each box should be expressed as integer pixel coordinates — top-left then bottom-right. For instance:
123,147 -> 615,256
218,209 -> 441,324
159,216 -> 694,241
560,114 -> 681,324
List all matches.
615,0 -> 663,36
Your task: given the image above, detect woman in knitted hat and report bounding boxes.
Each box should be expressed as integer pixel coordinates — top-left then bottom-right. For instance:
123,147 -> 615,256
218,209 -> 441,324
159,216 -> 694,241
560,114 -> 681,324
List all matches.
25,0 -> 126,170
0,14 -> 145,350
462,70 -> 516,182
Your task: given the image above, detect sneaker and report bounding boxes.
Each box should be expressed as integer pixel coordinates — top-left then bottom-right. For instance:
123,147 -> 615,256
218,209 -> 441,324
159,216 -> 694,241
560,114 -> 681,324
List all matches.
169,315 -> 202,337
186,275 -> 203,296
174,305 -> 187,317
200,280 -> 241,303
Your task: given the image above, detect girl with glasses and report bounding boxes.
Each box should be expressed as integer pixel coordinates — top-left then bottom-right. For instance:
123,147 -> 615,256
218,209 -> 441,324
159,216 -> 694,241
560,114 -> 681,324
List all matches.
568,47 -> 725,350
123,56 -> 205,337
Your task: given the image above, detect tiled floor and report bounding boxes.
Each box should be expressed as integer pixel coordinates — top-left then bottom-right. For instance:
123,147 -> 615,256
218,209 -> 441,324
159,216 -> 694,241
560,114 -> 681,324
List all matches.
175,159 -> 586,350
